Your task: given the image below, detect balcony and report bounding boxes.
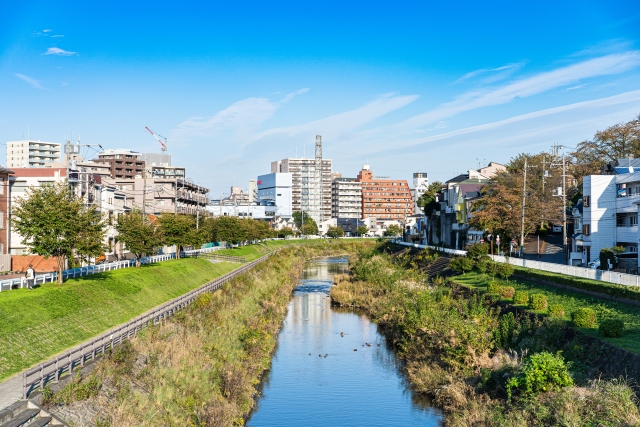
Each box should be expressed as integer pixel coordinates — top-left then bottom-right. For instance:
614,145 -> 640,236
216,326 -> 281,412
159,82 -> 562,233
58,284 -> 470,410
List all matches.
617,226 -> 638,243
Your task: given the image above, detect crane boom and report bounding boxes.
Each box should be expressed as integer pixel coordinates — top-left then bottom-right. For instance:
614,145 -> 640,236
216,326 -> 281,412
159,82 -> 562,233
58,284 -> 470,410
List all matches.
145,126 -> 167,152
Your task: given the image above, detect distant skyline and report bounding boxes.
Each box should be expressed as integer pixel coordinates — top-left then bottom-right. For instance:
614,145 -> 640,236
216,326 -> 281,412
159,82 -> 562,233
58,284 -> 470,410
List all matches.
2,1 -> 640,194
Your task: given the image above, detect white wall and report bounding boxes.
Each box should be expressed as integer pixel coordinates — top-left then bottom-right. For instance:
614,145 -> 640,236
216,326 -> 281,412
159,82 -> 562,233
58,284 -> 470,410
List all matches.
583,175 -> 616,263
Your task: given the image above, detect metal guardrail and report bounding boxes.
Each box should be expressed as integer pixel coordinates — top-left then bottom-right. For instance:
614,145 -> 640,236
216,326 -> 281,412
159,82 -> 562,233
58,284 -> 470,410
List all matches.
22,252 -> 271,399
197,253 -> 246,263
392,240 -> 467,256
0,247 -> 223,292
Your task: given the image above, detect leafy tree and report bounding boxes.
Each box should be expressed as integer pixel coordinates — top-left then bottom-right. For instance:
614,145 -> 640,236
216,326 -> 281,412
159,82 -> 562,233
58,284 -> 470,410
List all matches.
497,263 -> 515,283
570,114 -> 640,186
277,227 -> 294,238
356,225 -> 369,236
417,182 -> 444,215
158,214 -> 197,258
11,181 -> 106,283
326,226 -> 344,238
384,224 -> 403,237
212,216 -> 247,244
116,209 -> 164,267
467,242 -> 489,260
449,256 -> 474,274
292,211 -> 318,235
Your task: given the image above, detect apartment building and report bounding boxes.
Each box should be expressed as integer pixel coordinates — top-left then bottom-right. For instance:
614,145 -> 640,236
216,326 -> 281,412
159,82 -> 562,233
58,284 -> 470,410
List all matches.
103,177 -> 209,215
93,149 -> 145,179
145,164 -> 185,180
6,140 -> 61,168
331,178 -> 362,218
411,172 -> 429,214
356,165 -> 412,220
271,157 -> 332,223
0,167 -> 13,255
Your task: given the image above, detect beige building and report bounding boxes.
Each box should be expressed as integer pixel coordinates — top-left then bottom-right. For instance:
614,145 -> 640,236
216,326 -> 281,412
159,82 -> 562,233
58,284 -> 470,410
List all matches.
6,140 -> 62,168
331,178 -> 362,218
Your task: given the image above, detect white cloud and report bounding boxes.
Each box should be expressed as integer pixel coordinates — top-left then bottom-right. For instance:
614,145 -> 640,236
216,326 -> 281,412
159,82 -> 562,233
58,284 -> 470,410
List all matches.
50,34 -> 64,38
455,62 -> 524,83
566,84 -> 587,91
44,47 -> 76,56
14,73 -> 43,89
42,29 -> 51,33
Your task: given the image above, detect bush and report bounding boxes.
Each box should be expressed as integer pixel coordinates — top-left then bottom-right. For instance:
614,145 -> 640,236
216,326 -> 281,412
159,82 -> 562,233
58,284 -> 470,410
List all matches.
513,291 -> 529,305
498,263 -> 515,282
548,304 -> 565,318
529,294 -> 548,311
450,256 -> 475,274
467,243 -> 489,260
506,351 -> 573,399
487,261 -> 500,278
572,308 -> 597,328
475,258 -> 490,275
487,281 -> 501,294
599,248 -> 617,271
599,319 -> 624,337
499,286 -> 515,299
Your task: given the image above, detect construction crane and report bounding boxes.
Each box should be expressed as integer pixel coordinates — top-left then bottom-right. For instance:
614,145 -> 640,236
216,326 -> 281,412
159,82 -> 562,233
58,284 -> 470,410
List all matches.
145,126 -> 167,152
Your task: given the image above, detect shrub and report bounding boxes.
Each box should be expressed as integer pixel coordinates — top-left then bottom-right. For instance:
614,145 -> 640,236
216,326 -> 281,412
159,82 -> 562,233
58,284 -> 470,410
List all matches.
467,243 -> 489,260
506,351 -> 573,399
487,261 -> 500,278
529,294 -> 548,311
599,319 -> 624,337
487,281 -> 501,294
476,258 -> 490,275
450,256 -> 475,274
499,286 -> 515,299
548,304 -> 565,318
513,291 -> 529,305
599,248 -> 617,271
572,308 -> 597,328
498,263 -> 515,282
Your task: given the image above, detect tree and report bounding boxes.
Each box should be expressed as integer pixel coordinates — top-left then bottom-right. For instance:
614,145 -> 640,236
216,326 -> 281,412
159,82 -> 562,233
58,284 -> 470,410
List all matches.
292,211 -> 318,235
116,209 -> 164,267
278,227 -> 294,238
571,114 -> 640,186
450,256 -> 474,274
11,181 -> 106,283
417,182 -> 444,216
326,226 -> 344,238
384,224 -> 403,237
497,263 -> 515,283
356,225 -> 369,236
469,152 -> 563,248
467,242 -> 489,260
158,214 -> 197,258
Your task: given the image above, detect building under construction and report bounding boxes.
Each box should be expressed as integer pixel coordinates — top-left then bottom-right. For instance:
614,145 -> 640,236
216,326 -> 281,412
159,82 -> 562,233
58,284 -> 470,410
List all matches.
270,135 -> 332,224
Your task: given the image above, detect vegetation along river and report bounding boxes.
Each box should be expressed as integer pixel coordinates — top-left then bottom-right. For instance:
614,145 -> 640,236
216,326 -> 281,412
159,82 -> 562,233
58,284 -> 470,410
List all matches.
248,256 -> 442,426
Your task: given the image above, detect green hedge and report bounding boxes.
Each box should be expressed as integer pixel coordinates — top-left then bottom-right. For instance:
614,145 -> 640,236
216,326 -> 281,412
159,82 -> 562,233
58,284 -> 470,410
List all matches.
512,266 -> 640,303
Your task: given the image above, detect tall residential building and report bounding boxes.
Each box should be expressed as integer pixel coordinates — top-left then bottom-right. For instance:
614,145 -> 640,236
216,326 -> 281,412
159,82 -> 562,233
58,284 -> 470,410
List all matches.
93,149 -> 145,179
6,140 -> 62,168
0,167 -> 14,255
258,172 -> 293,218
271,157 -> 332,223
331,178 -> 362,218
411,172 -> 429,214
248,179 -> 257,203
356,165 -> 413,220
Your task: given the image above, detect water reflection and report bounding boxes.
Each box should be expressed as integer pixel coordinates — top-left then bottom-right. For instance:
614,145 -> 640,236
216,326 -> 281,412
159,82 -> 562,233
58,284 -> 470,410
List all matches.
248,257 -> 442,427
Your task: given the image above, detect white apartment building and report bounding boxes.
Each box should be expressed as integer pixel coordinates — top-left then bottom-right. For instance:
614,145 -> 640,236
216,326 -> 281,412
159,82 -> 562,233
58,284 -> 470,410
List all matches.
583,169 -> 640,270
411,172 -> 429,214
331,178 -> 362,218
257,172 -> 293,218
7,140 -> 62,168
271,157 -> 332,223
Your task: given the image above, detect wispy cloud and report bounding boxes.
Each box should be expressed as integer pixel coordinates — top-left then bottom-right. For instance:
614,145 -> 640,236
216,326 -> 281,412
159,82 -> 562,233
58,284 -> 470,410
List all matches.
42,29 -> 51,33
455,62 -> 524,84
14,73 -> 43,89
566,84 -> 587,91
50,34 -> 64,38
44,47 -> 76,56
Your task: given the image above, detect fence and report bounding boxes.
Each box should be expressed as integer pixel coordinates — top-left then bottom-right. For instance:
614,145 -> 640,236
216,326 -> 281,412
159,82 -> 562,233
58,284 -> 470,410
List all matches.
0,247 -> 223,292
22,252 -> 272,399
391,240 -> 640,287
490,255 -> 640,287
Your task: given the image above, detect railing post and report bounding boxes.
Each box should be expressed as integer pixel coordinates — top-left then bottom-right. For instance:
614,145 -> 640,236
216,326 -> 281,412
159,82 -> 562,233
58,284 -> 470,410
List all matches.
39,365 -> 44,390
55,358 -> 59,381
23,372 -> 27,399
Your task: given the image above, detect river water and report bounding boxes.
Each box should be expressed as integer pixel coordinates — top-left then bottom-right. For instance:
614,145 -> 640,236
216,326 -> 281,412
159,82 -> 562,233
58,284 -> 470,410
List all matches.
248,257 -> 442,426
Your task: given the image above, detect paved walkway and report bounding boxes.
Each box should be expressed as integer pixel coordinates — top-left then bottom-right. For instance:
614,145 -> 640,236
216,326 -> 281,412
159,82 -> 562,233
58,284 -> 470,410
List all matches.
0,373 -> 22,410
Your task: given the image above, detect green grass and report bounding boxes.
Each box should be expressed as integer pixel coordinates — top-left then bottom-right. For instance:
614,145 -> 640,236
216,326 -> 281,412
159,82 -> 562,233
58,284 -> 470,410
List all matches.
0,258 -> 237,380
216,238 -> 371,261
455,271 -> 640,355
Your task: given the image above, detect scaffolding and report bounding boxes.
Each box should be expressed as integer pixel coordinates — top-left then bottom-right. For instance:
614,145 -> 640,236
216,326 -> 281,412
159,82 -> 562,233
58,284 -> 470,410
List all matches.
300,135 -> 324,224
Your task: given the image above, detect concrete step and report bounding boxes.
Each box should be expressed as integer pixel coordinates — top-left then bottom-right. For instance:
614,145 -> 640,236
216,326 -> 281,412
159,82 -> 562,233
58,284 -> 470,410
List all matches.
27,417 -> 52,427
0,409 -> 39,427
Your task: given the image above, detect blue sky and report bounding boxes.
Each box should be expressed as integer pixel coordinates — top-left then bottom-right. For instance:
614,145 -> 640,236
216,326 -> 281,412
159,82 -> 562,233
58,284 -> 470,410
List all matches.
2,1 -> 640,195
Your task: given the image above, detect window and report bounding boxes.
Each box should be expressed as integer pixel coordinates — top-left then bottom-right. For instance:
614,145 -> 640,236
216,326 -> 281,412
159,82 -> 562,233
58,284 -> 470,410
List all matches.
632,216 -> 638,226
583,224 -> 590,236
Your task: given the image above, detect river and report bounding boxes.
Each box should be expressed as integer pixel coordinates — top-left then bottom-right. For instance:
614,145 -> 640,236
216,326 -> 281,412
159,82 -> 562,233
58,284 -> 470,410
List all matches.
248,257 -> 442,426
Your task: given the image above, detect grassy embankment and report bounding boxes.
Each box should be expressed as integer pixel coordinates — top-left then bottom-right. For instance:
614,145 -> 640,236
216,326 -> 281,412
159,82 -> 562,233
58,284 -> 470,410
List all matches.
43,240 -> 375,427
331,245 -> 640,426
454,271 -> 640,355
214,238 -> 373,261
0,259 -> 238,381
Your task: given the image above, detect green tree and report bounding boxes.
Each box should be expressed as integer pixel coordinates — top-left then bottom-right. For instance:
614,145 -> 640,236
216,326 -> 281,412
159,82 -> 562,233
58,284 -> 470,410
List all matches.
292,211 -> 318,235
158,214 -> 197,258
356,225 -> 369,236
384,224 -> 403,237
11,181 -> 106,283
277,227 -> 294,238
213,216 -> 247,244
449,256 -> 474,274
417,182 -> 443,216
116,209 -> 164,267
326,226 -> 344,238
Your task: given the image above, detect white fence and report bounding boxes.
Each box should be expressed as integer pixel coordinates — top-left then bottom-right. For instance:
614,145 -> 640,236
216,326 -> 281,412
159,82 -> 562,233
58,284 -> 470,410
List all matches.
392,240 -> 640,287
0,246 -> 224,292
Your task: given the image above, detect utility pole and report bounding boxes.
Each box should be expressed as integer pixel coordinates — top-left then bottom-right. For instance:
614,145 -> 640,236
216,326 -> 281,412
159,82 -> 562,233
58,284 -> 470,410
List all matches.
562,153 -> 568,265
520,158 -> 527,256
